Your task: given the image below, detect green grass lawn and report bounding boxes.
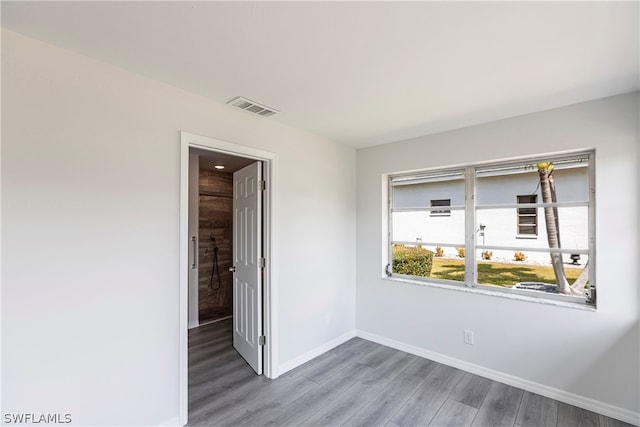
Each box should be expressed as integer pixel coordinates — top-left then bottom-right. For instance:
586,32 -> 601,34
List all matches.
431,257 -> 583,287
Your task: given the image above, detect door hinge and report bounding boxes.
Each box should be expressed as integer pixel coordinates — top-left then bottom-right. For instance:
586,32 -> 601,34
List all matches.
258,335 -> 266,346
258,257 -> 266,268
259,180 -> 266,191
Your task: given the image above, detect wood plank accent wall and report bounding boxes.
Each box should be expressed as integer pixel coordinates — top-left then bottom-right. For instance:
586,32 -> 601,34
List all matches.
198,169 -> 233,322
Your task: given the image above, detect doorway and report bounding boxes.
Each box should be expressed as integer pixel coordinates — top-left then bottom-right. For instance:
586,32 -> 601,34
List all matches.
179,132 -> 277,427
196,165 -> 233,325
189,151 -> 255,328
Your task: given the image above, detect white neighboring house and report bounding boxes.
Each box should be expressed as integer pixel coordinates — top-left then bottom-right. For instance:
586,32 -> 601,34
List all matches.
392,164 -> 589,265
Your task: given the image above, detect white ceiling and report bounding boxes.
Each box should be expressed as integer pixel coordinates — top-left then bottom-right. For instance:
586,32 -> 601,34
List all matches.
2,1 -> 638,148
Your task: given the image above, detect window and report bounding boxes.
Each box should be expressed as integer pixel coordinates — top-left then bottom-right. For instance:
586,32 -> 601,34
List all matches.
430,199 -> 451,216
387,152 -> 595,305
517,195 -> 538,236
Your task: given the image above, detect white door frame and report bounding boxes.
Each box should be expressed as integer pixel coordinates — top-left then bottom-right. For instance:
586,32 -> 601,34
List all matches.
179,131 -> 277,427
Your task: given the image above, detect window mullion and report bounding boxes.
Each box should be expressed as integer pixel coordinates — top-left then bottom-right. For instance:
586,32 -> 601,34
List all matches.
387,177 -> 393,276
587,151 -> 596,304
465,167 -> 476,287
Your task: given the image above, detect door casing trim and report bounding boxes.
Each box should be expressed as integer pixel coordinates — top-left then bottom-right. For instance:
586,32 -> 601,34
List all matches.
179,131 -> 277,426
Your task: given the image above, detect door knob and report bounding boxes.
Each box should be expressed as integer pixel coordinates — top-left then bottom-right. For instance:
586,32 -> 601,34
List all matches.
229,266 -> 236,273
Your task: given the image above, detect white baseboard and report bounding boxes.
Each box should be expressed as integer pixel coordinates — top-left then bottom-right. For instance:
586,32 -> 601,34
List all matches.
188,320 -> 199,330
277,329 -> 357,376
157,416 -> 180,427
356,329 -> 639,426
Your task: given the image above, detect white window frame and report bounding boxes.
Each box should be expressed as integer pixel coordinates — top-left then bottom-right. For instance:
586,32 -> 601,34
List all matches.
430,199 -> 452,216
386,151 -> 596,307
516,194 -> 538,237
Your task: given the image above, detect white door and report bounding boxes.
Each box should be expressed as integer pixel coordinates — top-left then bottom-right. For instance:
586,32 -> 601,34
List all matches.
232,162 -> 263,374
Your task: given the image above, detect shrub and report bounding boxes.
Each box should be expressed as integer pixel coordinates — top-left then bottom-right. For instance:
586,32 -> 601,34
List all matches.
481,250 -> 493,260
514,251 -> 526,261
392,245 -> 433,277
434,246 -> 444,257
456,247 -> 465,258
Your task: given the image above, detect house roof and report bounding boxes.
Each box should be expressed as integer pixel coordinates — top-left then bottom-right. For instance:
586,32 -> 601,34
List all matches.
2,1 -> 638,148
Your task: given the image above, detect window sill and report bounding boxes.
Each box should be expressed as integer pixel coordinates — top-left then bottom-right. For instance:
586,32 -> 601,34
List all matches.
382,276 -> 596,312
515,235 -> 538,239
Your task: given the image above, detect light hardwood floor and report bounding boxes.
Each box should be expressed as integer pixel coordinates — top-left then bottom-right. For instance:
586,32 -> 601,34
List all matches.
188,319 -> 633,427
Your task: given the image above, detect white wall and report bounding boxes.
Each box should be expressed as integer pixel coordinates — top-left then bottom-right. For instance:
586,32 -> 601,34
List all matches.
357,93 -> 639,421
1,30 -> 356,426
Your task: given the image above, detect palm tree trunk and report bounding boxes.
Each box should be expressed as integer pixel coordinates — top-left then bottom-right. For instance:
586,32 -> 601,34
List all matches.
570,260 -> 589,293
538,165 -> 571,294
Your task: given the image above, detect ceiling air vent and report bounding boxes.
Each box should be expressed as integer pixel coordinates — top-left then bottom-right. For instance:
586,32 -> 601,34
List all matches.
227,96 -> 279,117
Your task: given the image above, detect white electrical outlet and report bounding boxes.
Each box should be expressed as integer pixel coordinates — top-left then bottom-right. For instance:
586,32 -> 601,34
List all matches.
464,329 -> 474,345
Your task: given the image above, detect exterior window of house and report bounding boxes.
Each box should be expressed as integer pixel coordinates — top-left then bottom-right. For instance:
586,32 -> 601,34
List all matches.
430,199 -> 451,216
517,195 -> 538,236
387,151 -> 595,306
